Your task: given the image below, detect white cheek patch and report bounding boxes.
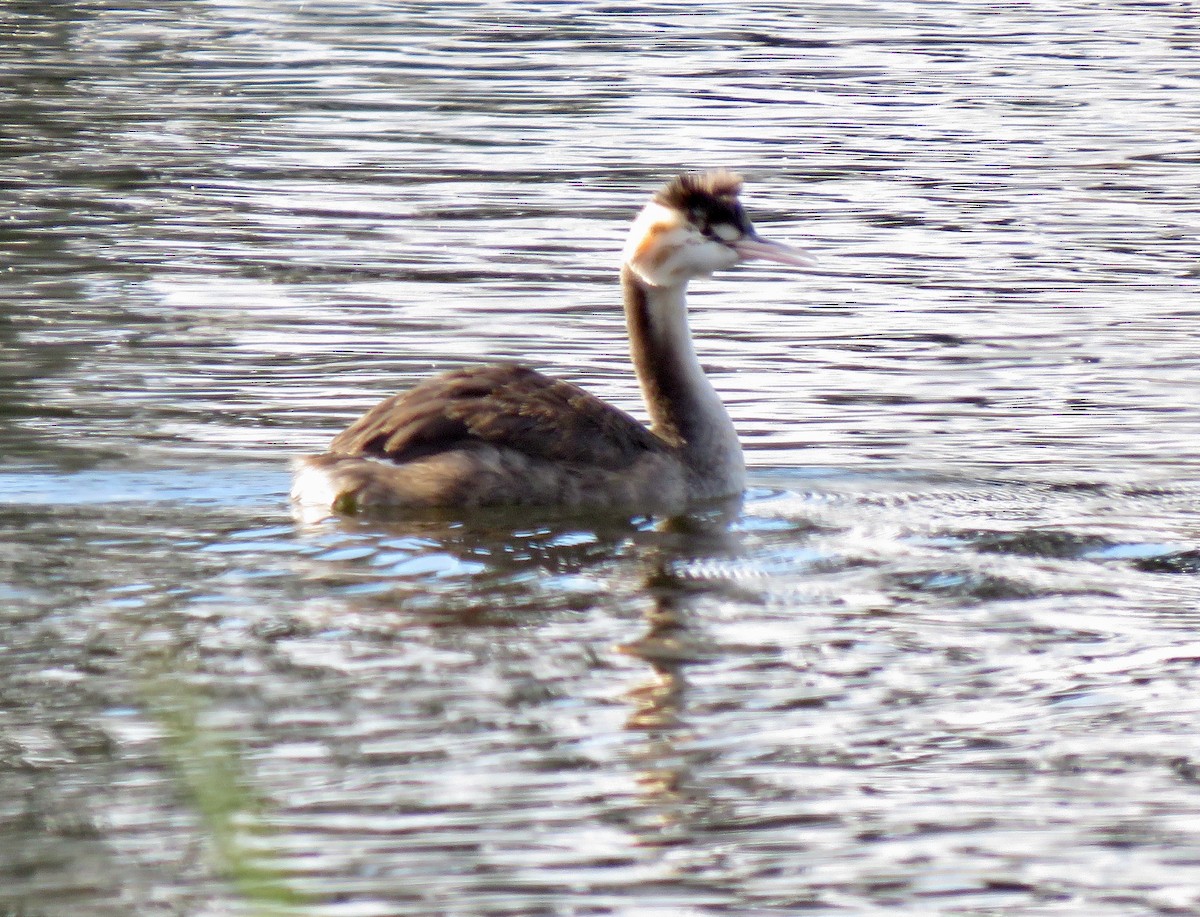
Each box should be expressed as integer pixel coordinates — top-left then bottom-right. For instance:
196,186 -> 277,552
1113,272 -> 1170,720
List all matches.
622,202 -> 681,258
622,201 -> 741,287
635,231 -> 692,286
622,202 -> 690,286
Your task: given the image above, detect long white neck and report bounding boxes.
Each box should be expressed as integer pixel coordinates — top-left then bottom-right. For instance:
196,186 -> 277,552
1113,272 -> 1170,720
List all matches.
621,264 -> 745,499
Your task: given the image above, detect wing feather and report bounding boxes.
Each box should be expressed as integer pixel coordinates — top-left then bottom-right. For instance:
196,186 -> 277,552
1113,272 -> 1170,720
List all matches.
328,363 -> 666,470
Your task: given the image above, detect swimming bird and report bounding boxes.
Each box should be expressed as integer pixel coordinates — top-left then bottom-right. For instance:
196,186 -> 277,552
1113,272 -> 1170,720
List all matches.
291,171 -> 812,516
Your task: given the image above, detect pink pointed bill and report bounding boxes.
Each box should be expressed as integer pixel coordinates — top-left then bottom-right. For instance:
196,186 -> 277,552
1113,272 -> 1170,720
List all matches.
733,236 -> 817,268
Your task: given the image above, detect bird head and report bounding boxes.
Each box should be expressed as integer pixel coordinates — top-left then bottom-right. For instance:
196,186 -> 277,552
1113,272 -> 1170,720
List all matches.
622,170 -> 814,288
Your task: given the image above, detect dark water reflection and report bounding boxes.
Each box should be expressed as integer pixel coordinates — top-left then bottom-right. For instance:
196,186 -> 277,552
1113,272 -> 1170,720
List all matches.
3,1 -> 1200,915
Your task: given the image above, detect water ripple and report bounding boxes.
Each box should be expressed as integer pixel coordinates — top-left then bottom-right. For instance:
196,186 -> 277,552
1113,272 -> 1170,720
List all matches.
3,2 -> 1200,915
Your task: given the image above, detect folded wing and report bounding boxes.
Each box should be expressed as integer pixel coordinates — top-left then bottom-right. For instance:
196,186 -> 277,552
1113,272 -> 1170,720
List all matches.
329,363 -> 667,470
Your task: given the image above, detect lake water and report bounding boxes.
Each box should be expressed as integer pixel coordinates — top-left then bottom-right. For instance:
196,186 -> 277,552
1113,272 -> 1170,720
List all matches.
3,2 -> 1200,914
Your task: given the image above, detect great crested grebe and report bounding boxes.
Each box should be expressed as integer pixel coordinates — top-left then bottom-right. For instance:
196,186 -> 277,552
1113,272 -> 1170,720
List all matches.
291,171 -> 813,515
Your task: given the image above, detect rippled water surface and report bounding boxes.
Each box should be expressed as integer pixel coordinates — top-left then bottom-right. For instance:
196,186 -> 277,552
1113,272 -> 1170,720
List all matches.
3,2 -> 1200,914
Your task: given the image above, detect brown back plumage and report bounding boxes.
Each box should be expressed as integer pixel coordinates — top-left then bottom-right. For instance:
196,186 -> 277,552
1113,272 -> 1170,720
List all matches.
328,363 -> 668,470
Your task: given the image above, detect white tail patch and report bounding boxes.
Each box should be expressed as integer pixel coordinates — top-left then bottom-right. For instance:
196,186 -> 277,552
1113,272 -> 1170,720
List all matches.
289,458 -> 342,509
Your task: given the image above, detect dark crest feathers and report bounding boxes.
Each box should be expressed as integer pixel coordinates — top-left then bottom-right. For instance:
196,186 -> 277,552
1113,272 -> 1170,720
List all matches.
655,170 -> 744,208
654,170 -> 752,237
